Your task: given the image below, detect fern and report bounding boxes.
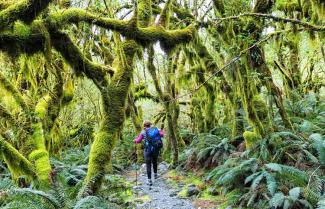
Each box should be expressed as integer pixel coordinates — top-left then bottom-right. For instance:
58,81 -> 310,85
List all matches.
270,192 -> 285,208
311,134 -> 325,165
317,198 -> 325,209
266,163 -> 308,186
8,188 -> 62,208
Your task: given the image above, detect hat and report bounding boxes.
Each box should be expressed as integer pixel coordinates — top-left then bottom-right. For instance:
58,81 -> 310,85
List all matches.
143,121 -> 151,127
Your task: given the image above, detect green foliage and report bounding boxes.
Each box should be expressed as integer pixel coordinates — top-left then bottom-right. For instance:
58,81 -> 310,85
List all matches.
179,132 -> 235,169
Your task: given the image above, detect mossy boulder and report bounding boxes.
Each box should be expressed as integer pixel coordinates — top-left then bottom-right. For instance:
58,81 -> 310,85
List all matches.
243,131 -> 261,150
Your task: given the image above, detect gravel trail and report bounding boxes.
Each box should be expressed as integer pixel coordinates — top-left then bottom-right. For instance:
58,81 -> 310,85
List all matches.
127,163 -> 195,209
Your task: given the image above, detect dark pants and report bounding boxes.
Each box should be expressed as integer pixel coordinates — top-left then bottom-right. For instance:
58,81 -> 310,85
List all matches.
144,150 -> 159,179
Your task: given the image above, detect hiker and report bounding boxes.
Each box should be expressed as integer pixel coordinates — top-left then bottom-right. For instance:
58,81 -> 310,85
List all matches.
134,121 -> 164,186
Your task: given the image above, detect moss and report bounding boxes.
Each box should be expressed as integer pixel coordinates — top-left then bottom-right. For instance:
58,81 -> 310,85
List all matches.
253,0 -> 274,13
243,131 -> 261,150
0,0 -> 51,30
84,130 -> 118,192
212,0 -> 225,16
138,0 -> 152,27
0,104 -> 16,125
51,32 -> 112,87
0,136 -> 35,180
251,95 -> 268,121
29,149 -> 51,185
47,9 -> 195,49
29,119 -> 51,186
62,79 -> 74,105
83,40 -> 140,194
46,8 -> 131,33
158,0 -> 173,27
275,0 -> 300,12
0,21 -> 48,56
0,71 -> 28,111
35,95 -> 51,119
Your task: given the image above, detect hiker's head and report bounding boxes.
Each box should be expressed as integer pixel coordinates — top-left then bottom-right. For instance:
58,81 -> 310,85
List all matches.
143,121 -> 151,128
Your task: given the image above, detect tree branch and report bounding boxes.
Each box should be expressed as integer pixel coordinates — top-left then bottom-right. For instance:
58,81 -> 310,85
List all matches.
51,31 -> 113,88
0,71 -> 29,111
207,13 -> 325,31
46,8 -> 194,47
0,0 -> 52,30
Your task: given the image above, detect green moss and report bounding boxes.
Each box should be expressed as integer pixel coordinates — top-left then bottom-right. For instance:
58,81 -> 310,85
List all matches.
212,0 -> 225,16
47,9 -> 194,49
0,136 -> 35,180
243,131 -> 261,150
84,130 -> 118,191
29,149 -> 51,185
35,95 -> 51,119
0,71 -> 28,110
51,32 -> 112,87
252,95 -> 268,121
83,39 -> 140,194
46,8 -> 130,33
13,21 -> 31,37
138,0 -> 152,27
158,0 -> 173,27
29,121 -> 51,187
0,0 -> 51,30
275,0 -> 300,12
62,79 -> 74,105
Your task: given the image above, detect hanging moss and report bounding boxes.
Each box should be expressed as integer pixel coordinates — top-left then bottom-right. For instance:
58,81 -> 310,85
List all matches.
158,0 -> 173,27
0,135 -> 35,181
62,79 -> 74,105
212,0 -> 225,16
0,71 -> 28,111
253,0 -> 274,13
275,0 -> 300,13
0,0 -> 51,30
138,0 -> 152,27
0,104 -> 16,125
251,95 -> 268,121
0,21 -> 49,56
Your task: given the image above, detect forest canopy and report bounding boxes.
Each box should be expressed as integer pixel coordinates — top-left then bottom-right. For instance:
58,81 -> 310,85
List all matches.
0,0 -> 324,208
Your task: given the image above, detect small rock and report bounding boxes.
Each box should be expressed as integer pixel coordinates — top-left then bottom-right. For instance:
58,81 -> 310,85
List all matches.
140,163 -> 146,172
225,206 -> 232,209
169,191 -> 178,197
178,182 -> 185,187
187,184 -> 199,197
133,186 -> 142,190
158,161 -> 169,172
135,199 -> 144,204
207,187 -> 219,195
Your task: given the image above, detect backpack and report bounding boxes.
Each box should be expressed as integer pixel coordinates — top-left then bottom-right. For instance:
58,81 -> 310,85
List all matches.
144,127 -> 163,153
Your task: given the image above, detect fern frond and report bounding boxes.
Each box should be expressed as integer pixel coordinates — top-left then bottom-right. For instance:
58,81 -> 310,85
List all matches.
269,192 -> 285,208
9,188 -> 61,208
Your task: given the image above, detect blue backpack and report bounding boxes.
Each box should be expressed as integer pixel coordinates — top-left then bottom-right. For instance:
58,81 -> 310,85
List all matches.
144,127 -> 163,153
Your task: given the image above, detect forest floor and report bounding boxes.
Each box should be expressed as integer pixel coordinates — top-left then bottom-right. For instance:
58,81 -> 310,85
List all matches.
124,162 -> 221,209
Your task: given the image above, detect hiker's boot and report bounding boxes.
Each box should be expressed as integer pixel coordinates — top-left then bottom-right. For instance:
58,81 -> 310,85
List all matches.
147,179 -> 153,186
154,173 -> 158,179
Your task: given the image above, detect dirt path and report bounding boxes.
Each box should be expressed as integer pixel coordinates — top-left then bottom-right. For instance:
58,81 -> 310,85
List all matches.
125,162 -> 195,209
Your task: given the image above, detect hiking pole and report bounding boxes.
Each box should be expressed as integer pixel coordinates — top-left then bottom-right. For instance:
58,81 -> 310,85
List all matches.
134,144 -> 138,187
